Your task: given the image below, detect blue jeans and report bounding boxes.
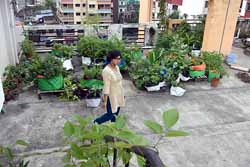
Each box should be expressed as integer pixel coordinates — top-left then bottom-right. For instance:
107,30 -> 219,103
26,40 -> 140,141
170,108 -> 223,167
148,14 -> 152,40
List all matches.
94,97 -> 120,124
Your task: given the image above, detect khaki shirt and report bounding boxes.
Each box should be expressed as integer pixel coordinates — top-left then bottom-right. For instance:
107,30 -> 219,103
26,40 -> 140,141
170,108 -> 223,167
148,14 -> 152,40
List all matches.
102,65 -> 125,113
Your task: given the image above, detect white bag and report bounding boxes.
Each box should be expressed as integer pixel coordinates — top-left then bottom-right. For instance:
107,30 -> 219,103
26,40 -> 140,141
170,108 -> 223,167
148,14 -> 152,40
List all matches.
145,84 -> 161,92
63,59 -> 74,70
86,98 -> 101,107
82,57 -> 92,65
170,86 -> 186,97
179,73 -> 190,82
158,81 -> 166,87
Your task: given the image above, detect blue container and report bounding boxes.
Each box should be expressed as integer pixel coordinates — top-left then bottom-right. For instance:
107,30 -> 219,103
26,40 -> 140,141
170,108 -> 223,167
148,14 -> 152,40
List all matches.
226,53 -> 237,64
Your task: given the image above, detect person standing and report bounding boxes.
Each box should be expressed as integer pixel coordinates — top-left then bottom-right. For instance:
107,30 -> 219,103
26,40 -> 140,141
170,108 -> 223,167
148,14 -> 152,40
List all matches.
94,50 -> 125,124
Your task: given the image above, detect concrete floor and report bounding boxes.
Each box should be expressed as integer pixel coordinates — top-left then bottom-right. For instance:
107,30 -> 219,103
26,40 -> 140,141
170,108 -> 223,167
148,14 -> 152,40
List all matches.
1,46 -> 250,167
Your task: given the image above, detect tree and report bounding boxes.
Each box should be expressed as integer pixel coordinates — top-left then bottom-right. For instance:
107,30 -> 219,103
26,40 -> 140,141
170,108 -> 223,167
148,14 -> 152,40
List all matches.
159,0 -> 167,30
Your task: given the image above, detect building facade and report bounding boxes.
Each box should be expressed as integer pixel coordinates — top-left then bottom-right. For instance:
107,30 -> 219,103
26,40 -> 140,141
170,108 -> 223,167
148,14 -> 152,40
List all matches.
0,0 -> 19,77
59,0 -> 113,24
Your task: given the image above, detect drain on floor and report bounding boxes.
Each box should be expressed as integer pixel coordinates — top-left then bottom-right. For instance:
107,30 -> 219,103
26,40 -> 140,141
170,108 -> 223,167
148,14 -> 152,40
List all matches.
236,72 -> 250,83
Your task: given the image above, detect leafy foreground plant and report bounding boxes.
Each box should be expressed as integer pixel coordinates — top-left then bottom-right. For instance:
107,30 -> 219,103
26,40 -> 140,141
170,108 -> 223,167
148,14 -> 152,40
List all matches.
63,109 -> 188,167
0,140 -> 29,167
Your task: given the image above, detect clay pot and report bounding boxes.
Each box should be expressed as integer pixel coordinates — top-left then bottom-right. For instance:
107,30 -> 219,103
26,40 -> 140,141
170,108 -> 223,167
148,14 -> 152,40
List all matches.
211,78 -> 220,87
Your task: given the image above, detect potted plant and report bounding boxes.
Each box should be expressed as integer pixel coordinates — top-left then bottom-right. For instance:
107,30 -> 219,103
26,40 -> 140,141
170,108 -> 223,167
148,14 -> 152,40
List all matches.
32,56 -> 64,91
80,79 -> 104,107
189,56 -> 206,78
51,43 -> 74,59
82,65 -> 102,80
22,38 -> 35,59
202,51 -> 225,82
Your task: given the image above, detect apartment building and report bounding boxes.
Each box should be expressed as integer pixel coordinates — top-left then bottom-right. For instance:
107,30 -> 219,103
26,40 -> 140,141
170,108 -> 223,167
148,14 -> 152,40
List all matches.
59,0 -> 113,24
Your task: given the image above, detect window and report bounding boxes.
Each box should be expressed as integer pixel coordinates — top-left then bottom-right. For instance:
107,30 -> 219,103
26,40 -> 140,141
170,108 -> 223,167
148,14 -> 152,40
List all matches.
172,5 -> 178,10
76,12 -> 81,16
63,4 -> 67,7
63,13 -> 68,16
152,13 -> 155,18
205,1 -> 208,8
76,21 -> 81,24
120,9 -> 123,12
89,13 -> 95,16
121,2 -> 123,5
64,22 -> 68,24
247,3 -> 250,11
153,2 -> 155,8
89,4 -> 95,8
82,12 -> 86,16
83,4 -> 86,7
75,4 -> 80,7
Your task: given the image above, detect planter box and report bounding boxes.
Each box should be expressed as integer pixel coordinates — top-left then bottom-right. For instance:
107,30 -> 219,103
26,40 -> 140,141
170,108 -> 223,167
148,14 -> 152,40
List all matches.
38,75 -> 64,91
86,98 -> 101,107
208,71 -> 220,82
189,69 -> 205,78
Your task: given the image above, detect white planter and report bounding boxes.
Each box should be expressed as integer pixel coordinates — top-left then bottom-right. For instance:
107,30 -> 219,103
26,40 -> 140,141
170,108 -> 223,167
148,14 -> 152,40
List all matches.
86,98 -> 101,107
82,56 -> 92,65
158,81 -> 166,87
145,84 -> 161,92
191,50 -> 201,57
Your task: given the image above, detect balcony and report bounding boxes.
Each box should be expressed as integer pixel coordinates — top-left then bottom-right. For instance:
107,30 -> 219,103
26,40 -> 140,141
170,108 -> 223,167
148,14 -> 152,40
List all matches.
61,0 -> 73,4
62,8 -> 74,13
97,9 -> 112,13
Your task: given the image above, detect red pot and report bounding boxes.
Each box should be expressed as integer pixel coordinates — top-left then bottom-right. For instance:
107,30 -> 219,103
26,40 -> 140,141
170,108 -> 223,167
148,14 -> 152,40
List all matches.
191,63 -> 206,71
211,78 -> 220,87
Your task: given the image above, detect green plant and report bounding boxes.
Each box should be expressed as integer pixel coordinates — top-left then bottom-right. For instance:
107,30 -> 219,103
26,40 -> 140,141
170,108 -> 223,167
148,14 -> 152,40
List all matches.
60,77 -> 80,101
0,140 -> 29,167
82,65 -> 102,80
21,38 -> 35,59
202,51 -> 226,75
169,10 -> 180,19
77,36 -> 127,59
32,56 -> 64,79
80,79 -> 103,97
63,109 -> 188,167
52,44 -> 75,59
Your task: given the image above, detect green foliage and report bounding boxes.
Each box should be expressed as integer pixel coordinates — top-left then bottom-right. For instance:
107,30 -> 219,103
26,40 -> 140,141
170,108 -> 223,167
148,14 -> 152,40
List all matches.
52,44 -> 75,59
82,65 -> 102,80
21,38 -> 35,59
80,79 -> 103,98
169,11 -> 180,19
77,36 -> 126,59
162,108 -> 179,128
129,55 -> 163,89
31,56 -> 64,79
0,140 -> 29,167
144,120 -> 163,134
144,108 -> 188,139
63,115 -> 148,166
159,0 -> 167,29
202,51 -> 226,75
60,77 -> 79,101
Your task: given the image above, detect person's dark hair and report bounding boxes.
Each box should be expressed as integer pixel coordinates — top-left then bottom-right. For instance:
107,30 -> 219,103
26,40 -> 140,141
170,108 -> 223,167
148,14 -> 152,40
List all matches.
107,50 -> 121,63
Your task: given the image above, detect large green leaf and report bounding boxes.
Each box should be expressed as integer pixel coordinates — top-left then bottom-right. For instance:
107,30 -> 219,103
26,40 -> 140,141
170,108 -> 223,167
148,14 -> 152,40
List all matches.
16,140 -> 29,147
163,109 -> 179,128
137,155 -> 146,167
144,120 -> 163,134
166,130 -> 189,137
64,121 -> 75,137
73,115 -> 92,128
3,147 -> 13,161
70,143 -> 83,159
